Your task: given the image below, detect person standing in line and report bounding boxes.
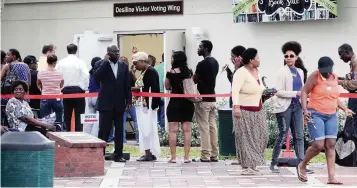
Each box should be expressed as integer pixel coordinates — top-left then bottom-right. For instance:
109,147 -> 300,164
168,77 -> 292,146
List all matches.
120,56 -> 139,144
37,55 -> 64,123
338,43 -> 356,73
23,56 -> 41,111
38,44 -> 56,71
223,45 -> 246,108
222,45 -> 246,166
84,57 -> 102,137
337,43 -> 357,139
165,51 -> 194,163
1,49 -> 30,93
1,50 -> 6,70
56,44 -> 89,132
93,45 -> 131,162
298,57 -> 354,184
232,48 -> 268,175
132,52 -> 161,162
271,42 -> 306,173
193,40 -> 219,162
154,54 -> 166,129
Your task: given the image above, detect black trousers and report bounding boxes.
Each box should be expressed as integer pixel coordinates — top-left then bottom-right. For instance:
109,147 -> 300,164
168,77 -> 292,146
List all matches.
98,109 -> 124,157
62,86 -> 85,132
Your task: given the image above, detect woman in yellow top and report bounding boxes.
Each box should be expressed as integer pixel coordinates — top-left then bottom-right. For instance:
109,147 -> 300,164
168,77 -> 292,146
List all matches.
232,48 -> 268,175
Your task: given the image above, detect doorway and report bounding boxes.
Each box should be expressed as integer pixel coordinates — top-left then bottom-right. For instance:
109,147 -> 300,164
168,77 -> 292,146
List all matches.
116,30 -> 186,138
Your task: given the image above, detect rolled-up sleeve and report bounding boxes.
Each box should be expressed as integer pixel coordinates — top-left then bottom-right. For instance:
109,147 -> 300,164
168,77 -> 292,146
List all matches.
231,72 -> 245,106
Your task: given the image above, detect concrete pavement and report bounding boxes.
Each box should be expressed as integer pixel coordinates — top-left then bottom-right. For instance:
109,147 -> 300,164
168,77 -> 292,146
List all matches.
54,159 -> 357,187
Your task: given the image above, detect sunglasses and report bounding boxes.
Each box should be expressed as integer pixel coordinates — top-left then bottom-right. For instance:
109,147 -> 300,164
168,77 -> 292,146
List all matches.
284,54 -> 295,58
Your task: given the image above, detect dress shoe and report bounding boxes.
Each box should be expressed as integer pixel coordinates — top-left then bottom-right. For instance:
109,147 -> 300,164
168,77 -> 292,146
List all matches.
114,157 -> 126,163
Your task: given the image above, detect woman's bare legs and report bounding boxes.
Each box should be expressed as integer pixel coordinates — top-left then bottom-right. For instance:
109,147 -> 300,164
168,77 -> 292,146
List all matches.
169,122 -> 179,161
325,138 -> 339,183
299,140 -> 324,177
181,122 -> 192,161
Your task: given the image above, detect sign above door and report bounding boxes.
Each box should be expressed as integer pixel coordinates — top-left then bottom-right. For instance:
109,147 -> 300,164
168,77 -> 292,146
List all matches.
113,1 -> 183,17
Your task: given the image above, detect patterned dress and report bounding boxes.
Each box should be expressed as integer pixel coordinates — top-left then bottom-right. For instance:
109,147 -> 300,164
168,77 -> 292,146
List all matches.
133,70 -> 148,107
6,63 -> 30,84
5,98 -> 34,131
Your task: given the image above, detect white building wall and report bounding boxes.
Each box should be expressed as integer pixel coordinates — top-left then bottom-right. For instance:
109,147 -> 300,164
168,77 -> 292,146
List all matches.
2,0 -> 357,94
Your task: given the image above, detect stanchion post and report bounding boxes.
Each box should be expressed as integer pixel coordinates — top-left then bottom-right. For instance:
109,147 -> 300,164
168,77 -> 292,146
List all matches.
70,110 -> 75,132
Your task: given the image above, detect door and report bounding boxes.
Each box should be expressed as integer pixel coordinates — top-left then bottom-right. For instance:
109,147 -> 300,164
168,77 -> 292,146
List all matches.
163,31 -> 186,131
73,31 -> 116,70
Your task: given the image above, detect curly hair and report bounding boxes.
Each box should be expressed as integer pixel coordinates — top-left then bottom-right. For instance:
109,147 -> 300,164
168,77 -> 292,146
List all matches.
281,41 -> 302,56
11,80 -> 29,93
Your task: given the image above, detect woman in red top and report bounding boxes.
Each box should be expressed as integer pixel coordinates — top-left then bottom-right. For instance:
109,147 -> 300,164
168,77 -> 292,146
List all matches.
299,57 -> 354,184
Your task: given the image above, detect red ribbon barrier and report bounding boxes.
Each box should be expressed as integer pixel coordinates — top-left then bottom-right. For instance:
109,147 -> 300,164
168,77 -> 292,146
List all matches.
0,92 -> 231,99
1,92 -> 357,99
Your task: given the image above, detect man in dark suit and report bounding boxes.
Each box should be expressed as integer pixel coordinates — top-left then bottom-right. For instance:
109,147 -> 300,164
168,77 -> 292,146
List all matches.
93,45 -> 131,162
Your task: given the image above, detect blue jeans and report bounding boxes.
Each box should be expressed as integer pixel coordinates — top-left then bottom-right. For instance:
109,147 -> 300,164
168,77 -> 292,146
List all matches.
271,102 -> 305,166
123,106 -> 139,143
40,99 -> 63,123
158,99 -> 165,129
1,128 -> 20,135
307,109 -> 338,141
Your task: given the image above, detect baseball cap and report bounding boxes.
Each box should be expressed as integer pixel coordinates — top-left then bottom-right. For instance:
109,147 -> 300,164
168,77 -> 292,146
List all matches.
23,55 -> 38,65
132,52 -> 148,62
318,56 -> 334,73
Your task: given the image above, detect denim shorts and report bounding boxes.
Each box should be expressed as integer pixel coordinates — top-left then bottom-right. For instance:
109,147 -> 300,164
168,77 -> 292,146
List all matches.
307,109 -> 338,141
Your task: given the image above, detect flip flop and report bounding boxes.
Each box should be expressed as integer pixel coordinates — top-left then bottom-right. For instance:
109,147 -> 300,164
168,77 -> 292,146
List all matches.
327,180 -> 343,185
168,159 -> 176,163
241,168 -> 256,176
296,164 -> 308,182
184,160 -> 191,163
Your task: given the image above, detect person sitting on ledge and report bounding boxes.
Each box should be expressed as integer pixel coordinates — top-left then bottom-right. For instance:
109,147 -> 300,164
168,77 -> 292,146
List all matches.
5,80 -> 56,136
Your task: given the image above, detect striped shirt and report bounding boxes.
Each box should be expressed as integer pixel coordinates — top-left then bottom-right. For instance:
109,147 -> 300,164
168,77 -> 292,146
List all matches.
38,70 -> 63,95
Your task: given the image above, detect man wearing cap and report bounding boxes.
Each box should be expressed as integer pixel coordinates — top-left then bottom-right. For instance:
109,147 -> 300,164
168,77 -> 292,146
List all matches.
299,56 -> 353,184
93,45 -> 132,163
24,55 -> 41,111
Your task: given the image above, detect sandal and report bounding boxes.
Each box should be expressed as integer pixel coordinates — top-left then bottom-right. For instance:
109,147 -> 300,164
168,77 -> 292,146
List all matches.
251,167 -> 260,172
327,179 -> 343,185
168,159 -> 176,163
184,159 -> 191,163
241,168 -> 256,175
296,163 -> 308,182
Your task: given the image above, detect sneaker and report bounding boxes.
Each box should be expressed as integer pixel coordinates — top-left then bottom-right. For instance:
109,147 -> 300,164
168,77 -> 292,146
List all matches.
192,158 -> 210,162
270,165 -> 280,173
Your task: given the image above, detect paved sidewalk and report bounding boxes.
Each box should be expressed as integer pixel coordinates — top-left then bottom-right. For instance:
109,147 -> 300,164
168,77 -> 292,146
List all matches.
55,160 -> 357,187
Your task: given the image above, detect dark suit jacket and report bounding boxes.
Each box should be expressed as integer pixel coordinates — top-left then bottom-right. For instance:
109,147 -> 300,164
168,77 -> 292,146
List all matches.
93,60 -> 132,112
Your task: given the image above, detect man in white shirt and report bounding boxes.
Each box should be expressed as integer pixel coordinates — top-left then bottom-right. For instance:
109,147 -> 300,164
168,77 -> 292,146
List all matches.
56,43 -> 89,132
38,44 -> 56,71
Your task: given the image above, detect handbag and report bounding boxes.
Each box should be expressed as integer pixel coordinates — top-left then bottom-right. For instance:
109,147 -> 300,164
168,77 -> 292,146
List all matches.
2,64 -> 18,94
335,116 -> 357,167
136,88 -> 161,157
181,71 -> 202,103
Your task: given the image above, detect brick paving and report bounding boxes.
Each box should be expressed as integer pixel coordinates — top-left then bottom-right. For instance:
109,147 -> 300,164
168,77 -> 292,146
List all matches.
54,160 -> 357,187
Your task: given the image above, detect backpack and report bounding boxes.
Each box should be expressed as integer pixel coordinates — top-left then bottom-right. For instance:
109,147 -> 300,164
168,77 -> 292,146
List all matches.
1,64 -> 18,94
